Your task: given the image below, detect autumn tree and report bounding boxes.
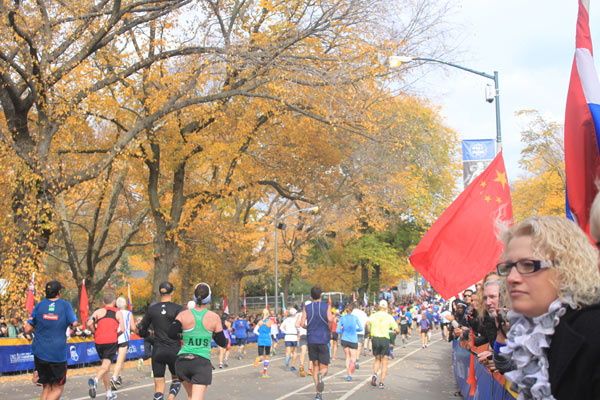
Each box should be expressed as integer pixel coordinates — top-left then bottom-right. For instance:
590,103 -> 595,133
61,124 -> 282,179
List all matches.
511,110 -> 566,220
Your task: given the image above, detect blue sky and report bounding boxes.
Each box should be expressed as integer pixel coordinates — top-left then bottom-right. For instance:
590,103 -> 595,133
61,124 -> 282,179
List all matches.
403,0 -> 600,185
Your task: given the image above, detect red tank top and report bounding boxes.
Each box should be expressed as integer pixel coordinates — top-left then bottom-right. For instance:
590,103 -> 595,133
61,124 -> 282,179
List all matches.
95,306 -> 119,344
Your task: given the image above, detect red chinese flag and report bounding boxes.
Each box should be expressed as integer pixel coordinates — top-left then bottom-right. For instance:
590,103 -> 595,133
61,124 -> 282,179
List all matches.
80,280 -> 89,323
409,152 -> 513,299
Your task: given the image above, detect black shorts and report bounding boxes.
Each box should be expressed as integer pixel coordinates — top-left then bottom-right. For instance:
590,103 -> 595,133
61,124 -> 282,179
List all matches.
118,341 -> 129,349
258,346 -> 271,356
331,332 -> 339,341
357,334 -> 365,343
34,356 -> 67,385
236,337 -> 247,346
152,346 -> 180,378
341,340 -> 358,350
308,343 -> 330,365
371,337 -> 390,357
420,328 -> 429,334
176,355 -> 212,385
285,341 -> 298,347
96,343 -> 118,361
400,326 -> 408,335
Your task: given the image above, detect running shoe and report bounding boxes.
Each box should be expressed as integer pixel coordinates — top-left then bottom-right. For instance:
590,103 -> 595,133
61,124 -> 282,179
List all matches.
317,372 -> 325,392
300,366 -> 306,377
110,376 -> 118,391
290,367 -> 296,371
355,362 -> 360,370
219,363 -> 223,369
137,358 -> 143,371
88,378 -> 97,398
350,360 -> 355,373
347,375 -> 352,381
262,373 -> 270,378
315,394 -> 323,400
238,354 -> 243,360
308,368 -> 313,376
254,357 -> 260,368
116,376 -> 122,387
378,382 -> 385,389
107,392 -> 118,400
370,375 -> 377,387
285,355 -> 290,366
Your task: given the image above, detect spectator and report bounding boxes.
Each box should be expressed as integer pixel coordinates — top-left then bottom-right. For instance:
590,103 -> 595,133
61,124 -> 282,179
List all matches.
496,215 -> 600,399
7,317 -> 18,338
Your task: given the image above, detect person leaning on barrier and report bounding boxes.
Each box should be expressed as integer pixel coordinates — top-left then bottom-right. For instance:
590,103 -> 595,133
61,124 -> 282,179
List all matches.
448,299 -> 470,341
492,215 -> 600,399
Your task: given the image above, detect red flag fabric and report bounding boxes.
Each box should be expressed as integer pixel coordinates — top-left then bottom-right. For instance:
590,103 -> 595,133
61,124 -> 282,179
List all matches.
409,152 -> 513,299
80,280 -> 89,323
564,0 -> 600,238
467,332 -> 477,396
223,295 -> 229,314
25,272 -> 35,315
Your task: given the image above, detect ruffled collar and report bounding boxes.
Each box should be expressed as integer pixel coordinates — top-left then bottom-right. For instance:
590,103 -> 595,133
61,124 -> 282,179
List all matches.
500,298 -> 567,400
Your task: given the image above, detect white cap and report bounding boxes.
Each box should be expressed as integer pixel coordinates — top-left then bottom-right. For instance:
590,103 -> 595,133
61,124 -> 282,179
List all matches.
379,299 -> 388,308
289,308 -> 297,315
187,300 -> 196,309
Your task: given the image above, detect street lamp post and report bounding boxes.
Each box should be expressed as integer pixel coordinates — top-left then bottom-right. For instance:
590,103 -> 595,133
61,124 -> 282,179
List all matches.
274,206 -> 319,316
389,56 -> 502,153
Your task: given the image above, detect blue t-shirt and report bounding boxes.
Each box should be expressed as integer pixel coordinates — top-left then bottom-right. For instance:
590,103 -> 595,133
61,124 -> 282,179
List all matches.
257,319 -> 272,346
336,314 -> 363,343
406,311 -> 412,321
28,298 -> 77,362
233,319 -> 249,338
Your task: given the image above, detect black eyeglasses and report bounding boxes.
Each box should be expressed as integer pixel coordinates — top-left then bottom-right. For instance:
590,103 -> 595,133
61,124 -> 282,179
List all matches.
496,259 -> 552,276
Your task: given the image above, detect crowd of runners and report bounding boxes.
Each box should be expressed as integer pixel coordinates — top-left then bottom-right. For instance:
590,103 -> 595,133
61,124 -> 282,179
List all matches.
23,274 -> 463,400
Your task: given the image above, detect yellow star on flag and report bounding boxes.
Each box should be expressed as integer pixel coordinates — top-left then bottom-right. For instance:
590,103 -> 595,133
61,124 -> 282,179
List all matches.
480,181 -> 486,188
484,196 -> 491,203
496,197 -> 502,203
494,171 -> 507,190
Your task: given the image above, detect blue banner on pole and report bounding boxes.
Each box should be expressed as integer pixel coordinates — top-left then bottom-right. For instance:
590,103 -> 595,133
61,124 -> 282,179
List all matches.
462,139 -> 496,161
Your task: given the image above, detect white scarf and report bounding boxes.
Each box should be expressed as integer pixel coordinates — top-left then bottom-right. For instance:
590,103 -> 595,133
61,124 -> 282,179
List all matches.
500,298 -> 567,400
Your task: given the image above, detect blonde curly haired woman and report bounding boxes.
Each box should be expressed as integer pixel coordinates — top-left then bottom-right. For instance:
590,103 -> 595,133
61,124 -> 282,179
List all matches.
495,215 -> 600,400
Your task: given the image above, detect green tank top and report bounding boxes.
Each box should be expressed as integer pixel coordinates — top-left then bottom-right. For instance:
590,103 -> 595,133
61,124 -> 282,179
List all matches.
178,309 -> 212,359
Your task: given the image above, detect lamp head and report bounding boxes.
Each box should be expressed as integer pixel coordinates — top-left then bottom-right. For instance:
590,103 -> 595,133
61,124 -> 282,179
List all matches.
389,56 -> 414,67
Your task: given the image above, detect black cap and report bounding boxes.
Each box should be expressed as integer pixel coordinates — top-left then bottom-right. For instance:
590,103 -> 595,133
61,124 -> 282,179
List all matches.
159,281 -> 175,295
45,280 -> 63,297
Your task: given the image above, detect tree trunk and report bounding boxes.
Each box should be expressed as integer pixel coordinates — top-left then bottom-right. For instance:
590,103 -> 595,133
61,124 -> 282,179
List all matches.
229,276 -> 242,314
372,264 -> 381,295
283,269 -> 293,308
359,261 -> 369,300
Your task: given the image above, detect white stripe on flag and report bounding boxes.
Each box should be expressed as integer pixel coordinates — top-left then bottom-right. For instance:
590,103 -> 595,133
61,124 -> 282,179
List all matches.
576,48 -> 600,104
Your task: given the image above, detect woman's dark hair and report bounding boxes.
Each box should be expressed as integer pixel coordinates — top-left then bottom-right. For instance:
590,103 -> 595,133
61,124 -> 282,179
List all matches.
194,283 -> 209,301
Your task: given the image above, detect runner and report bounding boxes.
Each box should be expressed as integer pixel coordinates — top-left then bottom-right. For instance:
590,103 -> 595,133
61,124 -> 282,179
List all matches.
87,291 -> 124,400
24,280 -> 78,400
440,307 -> 452,340
253,308 -> 273,378
136,281 -> 184,400
300,286 -> 333,400
232,314 -> 250,359
295,301 -> 310,377
419,311 -> 431,348
280,308 -> 299,371
329,310 -> 339,362
169,282 -> 228,400
218,313 -> 231,368
351,302 -> 368,370
336,304 -> 362,381
398,311 -> 411,346
367,300 -> 398,389
111,297 -> 135,391
270,310 -> 279,356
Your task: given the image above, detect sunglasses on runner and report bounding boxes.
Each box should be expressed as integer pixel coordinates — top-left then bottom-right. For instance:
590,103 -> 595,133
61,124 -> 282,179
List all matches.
496,259 -> 553,276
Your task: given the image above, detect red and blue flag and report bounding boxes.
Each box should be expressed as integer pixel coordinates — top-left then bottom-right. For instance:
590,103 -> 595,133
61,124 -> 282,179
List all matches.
565,0 -> 600,238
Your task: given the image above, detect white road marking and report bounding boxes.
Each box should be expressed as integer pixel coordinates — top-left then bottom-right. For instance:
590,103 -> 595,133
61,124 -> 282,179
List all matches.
337,339 -> 443,400
67,356 -> 285,400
